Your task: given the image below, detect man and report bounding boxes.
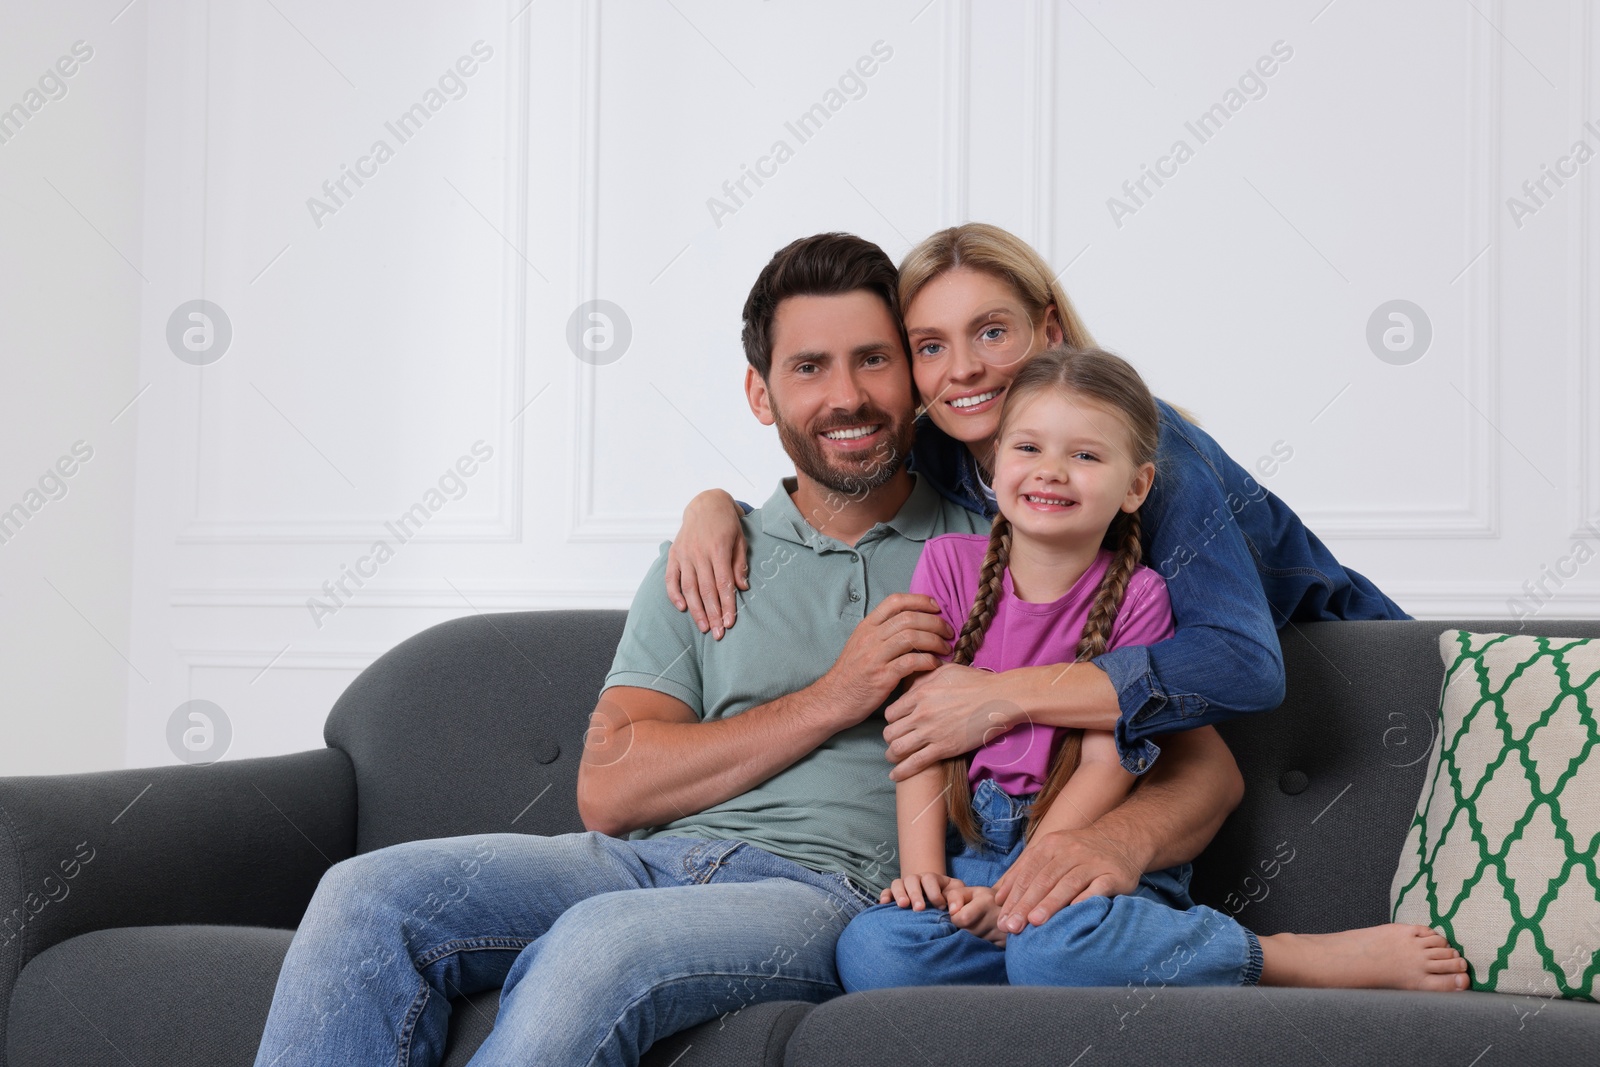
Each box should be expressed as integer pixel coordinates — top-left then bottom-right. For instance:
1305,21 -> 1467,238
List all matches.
252,233 -> 1242,1067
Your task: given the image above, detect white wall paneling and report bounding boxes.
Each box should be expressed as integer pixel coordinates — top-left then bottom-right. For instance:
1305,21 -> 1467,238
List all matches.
568,0 -> 979,542
5,1 -> 1597,773
1572,0 -> 1600,539
126,0 -> 544,768
1293,3 -> 1498,539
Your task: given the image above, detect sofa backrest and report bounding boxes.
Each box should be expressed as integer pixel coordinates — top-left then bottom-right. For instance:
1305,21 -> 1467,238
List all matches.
1193,618 -> 1600,936
323,610 -> 1600,937
324,610 -> 623,852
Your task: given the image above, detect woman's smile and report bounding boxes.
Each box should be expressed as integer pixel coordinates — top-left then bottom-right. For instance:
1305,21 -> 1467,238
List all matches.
942,386 -> 1006,416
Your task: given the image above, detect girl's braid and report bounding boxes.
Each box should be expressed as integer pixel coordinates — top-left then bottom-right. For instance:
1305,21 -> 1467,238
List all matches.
1022,509 -> 1145,843
942,515 -> 1011,848
1073,510 -> 1143,662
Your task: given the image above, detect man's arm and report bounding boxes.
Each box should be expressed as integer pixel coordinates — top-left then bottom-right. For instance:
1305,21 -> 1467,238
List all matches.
990,724 -> 1243,932
580,591 -> 956,837
578,684 -> 848,837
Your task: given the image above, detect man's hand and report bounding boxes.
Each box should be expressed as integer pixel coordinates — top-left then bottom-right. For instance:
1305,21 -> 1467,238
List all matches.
881,662 -> 1013,780
880,871 -> 964,912
990,827 -> 1142,934
813,594 -> 952,725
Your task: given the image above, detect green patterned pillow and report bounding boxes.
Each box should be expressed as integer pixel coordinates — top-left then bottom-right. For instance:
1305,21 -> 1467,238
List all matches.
1391,630 -> 1600,1000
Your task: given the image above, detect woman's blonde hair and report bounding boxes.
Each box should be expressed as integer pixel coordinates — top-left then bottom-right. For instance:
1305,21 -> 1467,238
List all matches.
941,344 -> 1162,849
898,222 -> 1200,427
898,222 -> 1096,352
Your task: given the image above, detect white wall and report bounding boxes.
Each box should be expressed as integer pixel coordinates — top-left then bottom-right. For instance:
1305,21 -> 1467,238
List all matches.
2,0 -> 1596,775
0,3 -> 144,775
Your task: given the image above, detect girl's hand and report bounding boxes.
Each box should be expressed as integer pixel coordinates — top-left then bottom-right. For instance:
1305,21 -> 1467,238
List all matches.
664,490 -> 748,639
948,884 -> 1008,947
879,872 -> 965,911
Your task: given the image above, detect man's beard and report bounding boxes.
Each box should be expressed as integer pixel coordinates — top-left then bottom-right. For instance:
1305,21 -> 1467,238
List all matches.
771,400 -> 914,497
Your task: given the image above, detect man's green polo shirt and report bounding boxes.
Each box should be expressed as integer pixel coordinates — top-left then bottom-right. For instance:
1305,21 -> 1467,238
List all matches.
603,472 -> 990,898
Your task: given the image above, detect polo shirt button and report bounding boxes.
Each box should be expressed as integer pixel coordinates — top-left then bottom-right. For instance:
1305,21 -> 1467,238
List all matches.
848,589 -> 861,602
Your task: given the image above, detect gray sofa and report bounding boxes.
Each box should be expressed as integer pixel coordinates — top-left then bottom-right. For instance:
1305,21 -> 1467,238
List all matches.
4,612 -> 1598,1066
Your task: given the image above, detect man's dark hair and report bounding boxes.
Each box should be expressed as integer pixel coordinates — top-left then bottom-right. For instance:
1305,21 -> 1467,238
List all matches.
741,232 -> 909,379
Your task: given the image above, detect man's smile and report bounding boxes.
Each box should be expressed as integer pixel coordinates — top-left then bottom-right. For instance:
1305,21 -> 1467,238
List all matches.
817,422 -> 887,452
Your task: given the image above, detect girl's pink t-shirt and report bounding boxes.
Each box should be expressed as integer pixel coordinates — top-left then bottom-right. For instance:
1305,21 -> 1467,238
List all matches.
908,533 -> 1177,796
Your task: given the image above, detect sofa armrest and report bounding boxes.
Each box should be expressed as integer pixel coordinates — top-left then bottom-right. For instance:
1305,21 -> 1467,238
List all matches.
0,747 -> 354,976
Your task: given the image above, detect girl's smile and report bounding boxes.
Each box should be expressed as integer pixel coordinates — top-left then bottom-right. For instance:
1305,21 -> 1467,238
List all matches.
1019,491 -> 1077,512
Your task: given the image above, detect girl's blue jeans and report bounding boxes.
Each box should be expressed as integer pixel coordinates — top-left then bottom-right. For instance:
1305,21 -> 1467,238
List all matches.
835,778 -> 1264,990
251,830 -> 876,1067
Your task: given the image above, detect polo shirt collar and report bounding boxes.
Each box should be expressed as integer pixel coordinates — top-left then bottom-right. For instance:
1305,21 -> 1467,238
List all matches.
759,472 -> 946,548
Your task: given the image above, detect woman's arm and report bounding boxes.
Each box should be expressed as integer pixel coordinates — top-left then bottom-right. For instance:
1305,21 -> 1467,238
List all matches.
664,489 -> 750,639
1087,408 -> 1287,767
882,661 -> 1119,781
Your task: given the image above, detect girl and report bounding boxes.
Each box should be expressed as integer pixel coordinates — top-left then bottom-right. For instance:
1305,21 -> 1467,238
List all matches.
835,343 -> 1196,988
833,346 -> 1468,992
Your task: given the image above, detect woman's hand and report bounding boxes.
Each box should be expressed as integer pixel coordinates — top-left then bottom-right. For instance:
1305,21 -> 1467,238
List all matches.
664,489 -> 748,639
879,872 -> 965,912
946,883 -> 1008,947
882,663 -> 1013,780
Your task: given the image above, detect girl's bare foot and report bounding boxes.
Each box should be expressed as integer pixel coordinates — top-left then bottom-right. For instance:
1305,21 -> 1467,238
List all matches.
1258,923 -> 1470,991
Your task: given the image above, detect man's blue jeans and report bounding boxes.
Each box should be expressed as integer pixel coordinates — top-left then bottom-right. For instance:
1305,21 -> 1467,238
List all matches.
251,831 -> 875,1067
835,778 -> 1264,989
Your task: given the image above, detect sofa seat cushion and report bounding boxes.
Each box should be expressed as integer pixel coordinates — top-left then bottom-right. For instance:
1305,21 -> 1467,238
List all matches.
785,986 -> 1600,1066
7,925 -> 293,1067
440,992 -> 811,1067
6,923 -> 813,1066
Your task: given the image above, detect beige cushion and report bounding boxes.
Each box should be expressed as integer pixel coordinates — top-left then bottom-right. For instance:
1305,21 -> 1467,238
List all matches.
1391,630 -> 1600,1000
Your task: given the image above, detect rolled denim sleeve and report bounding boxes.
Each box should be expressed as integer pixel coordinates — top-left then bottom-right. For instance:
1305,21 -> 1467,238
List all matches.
1095,410 -> 1286,775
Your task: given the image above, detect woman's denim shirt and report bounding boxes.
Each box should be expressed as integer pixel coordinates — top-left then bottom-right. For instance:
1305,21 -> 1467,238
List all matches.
906,398 -> 1410,775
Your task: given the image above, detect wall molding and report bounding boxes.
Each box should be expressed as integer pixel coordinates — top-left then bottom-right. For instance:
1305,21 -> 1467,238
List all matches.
562,4 -> 1506,545
176,647 -> 386,672
940,0 -> 972,226
565,0 -> 654,542
1386,582 -> 1600,620
1024,0 -> 1056,262
175,515 -> 520,544
175,4 -> 531,545
169,581 -> 638,609
566,1 -> 977,543
1300,4 -> 1501,540
1572,0 -> 1599,539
